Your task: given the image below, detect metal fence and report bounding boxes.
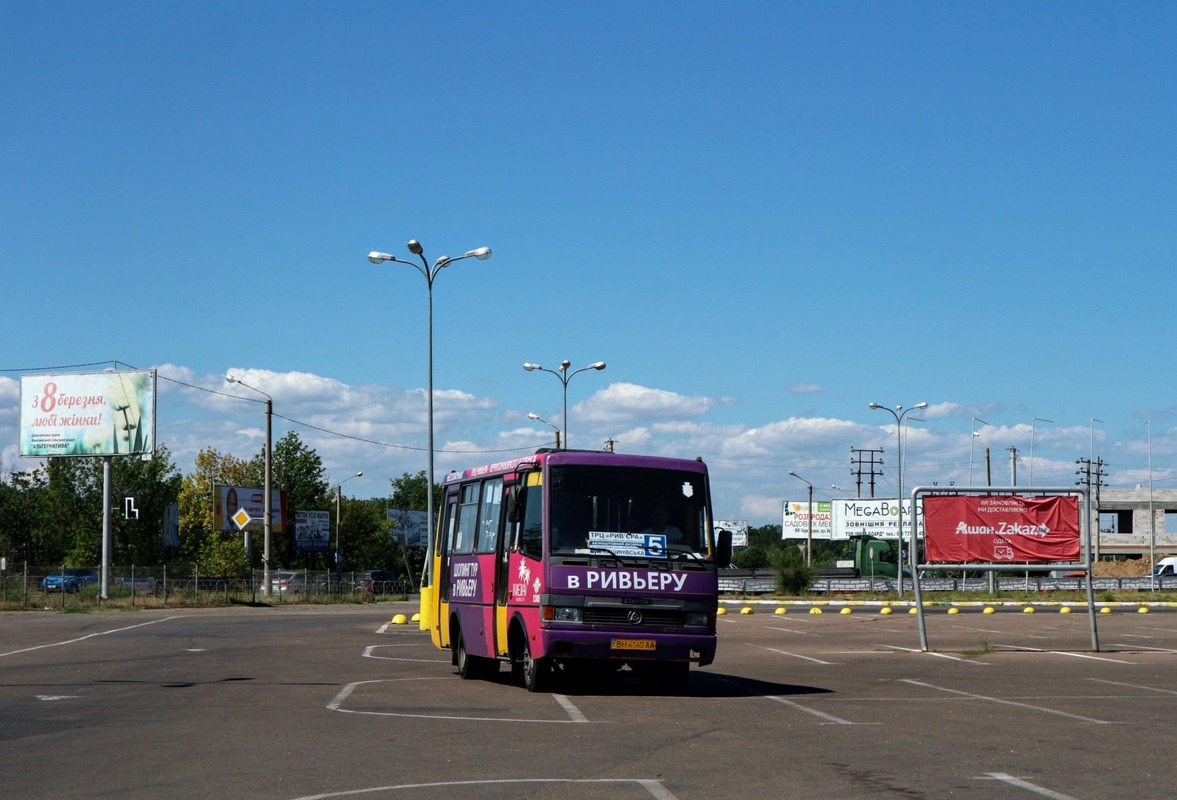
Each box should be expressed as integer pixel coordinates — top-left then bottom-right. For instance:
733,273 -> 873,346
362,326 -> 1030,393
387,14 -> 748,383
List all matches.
0,565 -> 410,609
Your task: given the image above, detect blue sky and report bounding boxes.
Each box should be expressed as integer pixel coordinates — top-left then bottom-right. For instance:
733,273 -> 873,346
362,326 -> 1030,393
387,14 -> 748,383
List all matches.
3,2 -> 1176,524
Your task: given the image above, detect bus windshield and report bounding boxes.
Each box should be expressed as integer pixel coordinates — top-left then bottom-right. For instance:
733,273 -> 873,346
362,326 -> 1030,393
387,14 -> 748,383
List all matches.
548,465 -> 710,559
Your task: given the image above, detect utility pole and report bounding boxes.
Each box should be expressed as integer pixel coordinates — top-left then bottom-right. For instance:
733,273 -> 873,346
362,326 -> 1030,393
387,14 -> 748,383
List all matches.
1076,457 -> 1108,560
850,447 -> 884,498
1008,446 -> 1018,486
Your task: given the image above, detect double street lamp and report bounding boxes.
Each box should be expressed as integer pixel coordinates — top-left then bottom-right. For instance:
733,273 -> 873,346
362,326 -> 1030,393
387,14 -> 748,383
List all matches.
869,401 -> 928,597
226,375 -> 273,596
368,240 -> 492,609
332,471 -> 363,570
522,360 -> 606,449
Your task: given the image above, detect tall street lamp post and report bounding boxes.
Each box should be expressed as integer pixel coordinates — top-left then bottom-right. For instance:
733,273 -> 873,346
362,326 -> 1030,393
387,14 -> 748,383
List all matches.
788,471 -> 814,566
227,376 -> 273,596
368,240 -> 492,627
528,412 -> 561,449
869,401 -> 928,597
1028,417 -> 1053,486
333,471 -> 363,571
522,360 -> 606,449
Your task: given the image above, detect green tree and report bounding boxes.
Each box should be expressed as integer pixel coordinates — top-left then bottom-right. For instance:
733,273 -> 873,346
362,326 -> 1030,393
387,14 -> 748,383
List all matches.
178,448 -> 253,577
389,471 -> 432,511
250,432 -> 330,568
340,498 -> 398,573
110,445 -> 183,567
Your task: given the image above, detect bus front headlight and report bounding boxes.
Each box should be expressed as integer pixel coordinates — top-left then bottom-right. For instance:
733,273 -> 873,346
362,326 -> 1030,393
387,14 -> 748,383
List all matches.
544,606 -> 582,623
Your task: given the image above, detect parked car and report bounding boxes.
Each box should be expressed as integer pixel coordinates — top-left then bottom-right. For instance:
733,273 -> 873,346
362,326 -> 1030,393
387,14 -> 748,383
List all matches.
269,571 -> 298,593
114,575 -> 157,592
41,568 -> 98,593
286,572 -> 345,594
356,569 -> 399,595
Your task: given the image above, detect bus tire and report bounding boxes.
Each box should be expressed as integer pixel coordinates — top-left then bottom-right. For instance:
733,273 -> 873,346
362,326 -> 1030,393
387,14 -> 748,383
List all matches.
456,630 -> 492,680
521,638 -> 551,693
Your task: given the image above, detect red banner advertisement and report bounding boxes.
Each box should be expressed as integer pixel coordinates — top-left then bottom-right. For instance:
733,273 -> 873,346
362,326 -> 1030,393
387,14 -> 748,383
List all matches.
923,495 -> 1080,563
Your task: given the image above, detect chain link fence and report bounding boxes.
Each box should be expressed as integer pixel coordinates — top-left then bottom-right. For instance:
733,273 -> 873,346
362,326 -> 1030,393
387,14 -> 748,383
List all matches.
0,564 -> 411,610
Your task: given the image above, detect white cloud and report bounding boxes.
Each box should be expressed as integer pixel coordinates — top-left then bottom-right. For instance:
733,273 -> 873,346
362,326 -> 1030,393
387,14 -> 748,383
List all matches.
786,382 -> 822,394
576,382 -> 715,426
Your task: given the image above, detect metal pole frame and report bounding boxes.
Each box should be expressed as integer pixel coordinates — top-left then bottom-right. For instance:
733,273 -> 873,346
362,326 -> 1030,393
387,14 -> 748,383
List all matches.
908,485 -> 1096,653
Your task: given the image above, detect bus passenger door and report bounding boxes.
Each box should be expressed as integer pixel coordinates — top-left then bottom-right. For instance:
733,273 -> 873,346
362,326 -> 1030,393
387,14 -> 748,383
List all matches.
493,478 -> 516,656
432,491 -> 459,650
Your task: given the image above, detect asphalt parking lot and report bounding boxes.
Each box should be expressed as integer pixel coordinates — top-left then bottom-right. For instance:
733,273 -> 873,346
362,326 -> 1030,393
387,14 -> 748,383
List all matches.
2,600 -> 1176,799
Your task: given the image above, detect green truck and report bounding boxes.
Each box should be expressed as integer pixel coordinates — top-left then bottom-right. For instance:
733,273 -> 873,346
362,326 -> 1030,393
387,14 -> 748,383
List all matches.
813,535 -> 913,580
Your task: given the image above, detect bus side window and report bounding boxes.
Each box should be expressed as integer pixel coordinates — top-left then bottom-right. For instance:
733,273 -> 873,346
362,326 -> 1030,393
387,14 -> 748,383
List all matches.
520,485 -> 543,560
453,483 -> 479,554
476,477 -> 504,553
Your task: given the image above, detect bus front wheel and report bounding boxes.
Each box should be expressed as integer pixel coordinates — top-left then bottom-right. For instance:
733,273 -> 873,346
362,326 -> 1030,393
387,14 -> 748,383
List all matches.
521,639 -> 551,693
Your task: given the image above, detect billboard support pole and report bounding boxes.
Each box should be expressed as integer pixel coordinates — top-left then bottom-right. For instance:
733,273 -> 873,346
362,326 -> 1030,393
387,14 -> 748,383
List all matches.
912,485 -> 1095,653
101,456 -> 112,600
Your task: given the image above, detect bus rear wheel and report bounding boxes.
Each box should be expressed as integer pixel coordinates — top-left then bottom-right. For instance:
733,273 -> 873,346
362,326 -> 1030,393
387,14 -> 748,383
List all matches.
456,631 -> 496,680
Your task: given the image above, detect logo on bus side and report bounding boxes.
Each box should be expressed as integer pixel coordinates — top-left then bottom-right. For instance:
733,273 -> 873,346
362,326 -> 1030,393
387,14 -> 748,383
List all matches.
451,560 -> 479,598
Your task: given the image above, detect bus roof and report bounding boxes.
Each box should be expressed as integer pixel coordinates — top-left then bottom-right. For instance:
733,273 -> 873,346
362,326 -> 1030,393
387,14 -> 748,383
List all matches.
443,450 -> 708,484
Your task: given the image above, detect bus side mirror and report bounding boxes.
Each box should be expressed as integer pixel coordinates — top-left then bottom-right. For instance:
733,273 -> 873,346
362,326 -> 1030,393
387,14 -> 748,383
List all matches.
506,489 -> 521,524
715,529 -> 733,567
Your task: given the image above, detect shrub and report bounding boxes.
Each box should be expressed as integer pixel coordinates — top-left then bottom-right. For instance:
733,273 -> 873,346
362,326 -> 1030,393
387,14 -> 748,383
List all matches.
770,545 -> 813,595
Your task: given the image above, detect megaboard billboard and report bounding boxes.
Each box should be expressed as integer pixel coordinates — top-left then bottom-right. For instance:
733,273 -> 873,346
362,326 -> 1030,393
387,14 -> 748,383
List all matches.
782,498 -> 925,541
20,370 -> 156,457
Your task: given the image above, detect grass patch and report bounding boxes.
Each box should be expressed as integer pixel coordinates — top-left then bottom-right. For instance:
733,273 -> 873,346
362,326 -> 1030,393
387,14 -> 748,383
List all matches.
961,639 -> 992,657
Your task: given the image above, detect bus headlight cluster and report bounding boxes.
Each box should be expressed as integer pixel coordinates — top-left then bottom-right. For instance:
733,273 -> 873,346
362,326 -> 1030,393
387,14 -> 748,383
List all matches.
685,612 -> 711,628
543,606 -> 582,623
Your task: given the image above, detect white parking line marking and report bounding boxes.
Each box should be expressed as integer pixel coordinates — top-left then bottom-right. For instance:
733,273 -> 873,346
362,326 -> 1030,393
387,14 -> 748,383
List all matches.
327,679 -> 599,724
759,646 -> 837,665
1108,643 -> 1177,653
552,694 -> 590,722
763,694 -> 863,725
1087,677 -> 1177,695
0,616 -> 184,659
362,644 -> 449,663
715,676 -> 863,724
995,645 -> 1133,663
902,680 -> 1114,724
290,778 -> 679,800
878,644 -> 990,664
975,772 -> 1080,799
765,626 -> 818,636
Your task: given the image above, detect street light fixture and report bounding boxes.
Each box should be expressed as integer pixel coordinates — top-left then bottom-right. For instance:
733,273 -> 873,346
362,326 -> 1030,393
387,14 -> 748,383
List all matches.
332,471 -> 363,571
226,375 -> 273,596
788,471 -> 814,565
527,412 -> 561,449
522,360 -> 606,449
969,417 -> 990,486
869,401 -> 928,597
368,240 -> 492,625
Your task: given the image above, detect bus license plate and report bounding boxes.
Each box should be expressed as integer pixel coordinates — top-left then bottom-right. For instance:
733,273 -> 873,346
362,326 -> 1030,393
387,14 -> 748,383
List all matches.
611,638 -> 656,651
